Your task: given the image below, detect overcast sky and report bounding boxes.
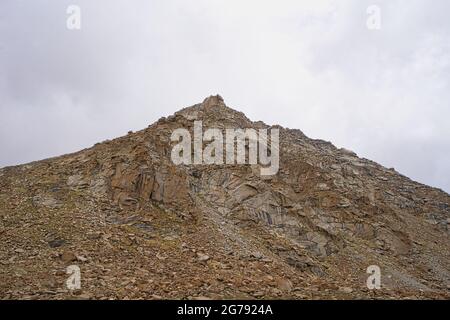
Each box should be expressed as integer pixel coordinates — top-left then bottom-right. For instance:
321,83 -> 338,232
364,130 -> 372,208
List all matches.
0,0 -> 449,193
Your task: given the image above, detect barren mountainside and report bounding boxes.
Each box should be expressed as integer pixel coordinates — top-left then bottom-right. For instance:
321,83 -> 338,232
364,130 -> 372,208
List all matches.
0,95 -> 449,299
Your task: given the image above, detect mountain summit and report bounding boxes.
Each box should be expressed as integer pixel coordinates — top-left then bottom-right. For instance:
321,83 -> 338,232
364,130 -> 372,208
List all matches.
0,96 -> 449,299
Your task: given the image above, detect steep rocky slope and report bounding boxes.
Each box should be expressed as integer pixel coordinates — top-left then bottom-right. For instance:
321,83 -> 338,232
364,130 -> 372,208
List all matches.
0,96 -> 449,299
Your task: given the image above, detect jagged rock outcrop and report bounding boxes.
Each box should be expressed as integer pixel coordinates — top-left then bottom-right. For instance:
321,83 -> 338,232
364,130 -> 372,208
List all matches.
0,95 -> 449,300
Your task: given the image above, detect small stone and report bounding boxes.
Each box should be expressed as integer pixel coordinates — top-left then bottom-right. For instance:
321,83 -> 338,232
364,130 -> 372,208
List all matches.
330,164 -> 341,170
275,278 -> 293,293
86,232 -> 102,240
294,292 -> 307,299
270,288 -> 282,295
196,252 -> 210,262
76,255 -> 88,262
317,183 -> 329,191
48,239 -> 66,248
156,252 -> 167,260
14,248 -> 25,253
252,291 -> 265,297
72,289 -> 83,296
339,287 -> 353,294
250,252 -> 263,260
61,251 -> 77,263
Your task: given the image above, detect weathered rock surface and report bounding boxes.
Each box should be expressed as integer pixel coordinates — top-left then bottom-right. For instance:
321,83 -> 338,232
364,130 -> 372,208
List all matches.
0,95 -> 449,300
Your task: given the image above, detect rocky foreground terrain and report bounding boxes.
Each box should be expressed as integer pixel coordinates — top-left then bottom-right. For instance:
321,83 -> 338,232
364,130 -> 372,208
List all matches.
0,96 -> 449,300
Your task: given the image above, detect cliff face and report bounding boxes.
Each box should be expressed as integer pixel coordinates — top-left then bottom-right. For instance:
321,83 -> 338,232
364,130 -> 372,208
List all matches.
0,96 -> 449,299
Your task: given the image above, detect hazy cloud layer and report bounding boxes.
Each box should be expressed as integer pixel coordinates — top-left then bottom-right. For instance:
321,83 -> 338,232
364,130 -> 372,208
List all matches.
0,0 -> 449,192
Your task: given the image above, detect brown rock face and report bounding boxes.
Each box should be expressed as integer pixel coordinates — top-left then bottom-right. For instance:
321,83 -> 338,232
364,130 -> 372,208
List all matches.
202,95 -> 225,108
0,96 -> 449,300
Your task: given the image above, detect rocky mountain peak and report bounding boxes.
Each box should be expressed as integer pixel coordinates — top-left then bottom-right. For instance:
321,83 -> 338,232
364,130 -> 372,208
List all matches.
202,94 -> 225,108
0,97 -> 449,300
173,95 -> 254,129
